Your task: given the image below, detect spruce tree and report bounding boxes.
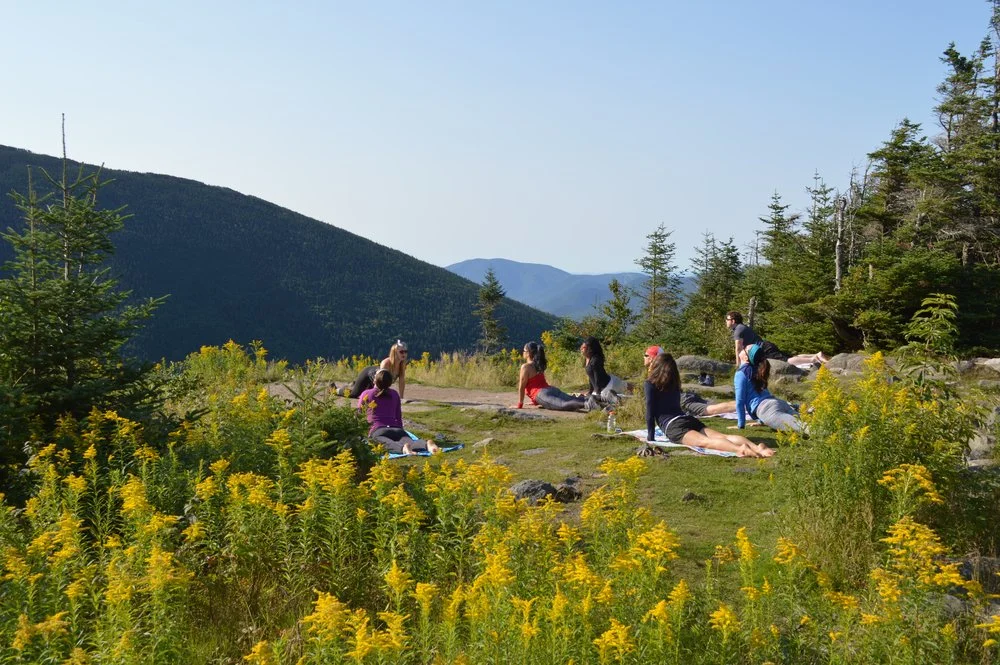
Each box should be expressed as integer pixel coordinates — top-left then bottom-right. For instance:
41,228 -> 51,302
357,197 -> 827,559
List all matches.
598,279 -> 636,345
0,153 -> 164,472
474,268 -> 507,354
634,223 -> 681,343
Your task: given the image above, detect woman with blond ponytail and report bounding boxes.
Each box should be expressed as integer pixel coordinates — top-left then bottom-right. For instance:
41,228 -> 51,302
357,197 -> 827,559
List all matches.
347,340 -> 411,399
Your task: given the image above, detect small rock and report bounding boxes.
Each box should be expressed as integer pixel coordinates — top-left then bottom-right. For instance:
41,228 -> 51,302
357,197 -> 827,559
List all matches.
681,491 -> 703,502
554,483 -> 583,503
510,480 -> 557,505
472,437 -> 495,450
520,448 -> 547,456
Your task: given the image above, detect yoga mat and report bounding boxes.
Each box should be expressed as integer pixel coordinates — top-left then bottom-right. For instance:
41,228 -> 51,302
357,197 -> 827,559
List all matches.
621,428 -> 738,458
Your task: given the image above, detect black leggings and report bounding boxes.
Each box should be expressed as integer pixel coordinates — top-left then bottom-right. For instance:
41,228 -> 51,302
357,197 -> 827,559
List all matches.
370,427 -> 431,454
348,366 -> 378,398
534,387 -> 588,412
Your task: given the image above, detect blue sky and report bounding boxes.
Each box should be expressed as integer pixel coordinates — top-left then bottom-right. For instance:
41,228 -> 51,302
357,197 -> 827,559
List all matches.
1,1 -> 994,274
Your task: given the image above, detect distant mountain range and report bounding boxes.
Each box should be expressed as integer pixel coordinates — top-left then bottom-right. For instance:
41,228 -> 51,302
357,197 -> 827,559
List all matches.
447,258 -> 694,319
0,145 -> 557,362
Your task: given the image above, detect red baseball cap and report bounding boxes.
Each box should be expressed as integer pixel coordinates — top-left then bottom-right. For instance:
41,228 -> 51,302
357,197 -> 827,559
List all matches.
644,345 -> 663,358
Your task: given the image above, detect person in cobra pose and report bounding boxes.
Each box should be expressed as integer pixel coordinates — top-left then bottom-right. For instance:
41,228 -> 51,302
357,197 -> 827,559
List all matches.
644,352 -> 774,458
347,340 -> 410,399
358,368 -> 438,455
514,341 -> 594,412
581,337 -> 627,405
732,343 -> 808,435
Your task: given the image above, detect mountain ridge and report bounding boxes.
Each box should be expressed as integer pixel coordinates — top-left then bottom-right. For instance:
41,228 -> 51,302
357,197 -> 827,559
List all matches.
0,145 -> 557,362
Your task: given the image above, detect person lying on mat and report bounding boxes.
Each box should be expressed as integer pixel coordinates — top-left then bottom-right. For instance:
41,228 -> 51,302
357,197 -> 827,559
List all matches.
347,340 -> 410,399
645,352 -> 774,458
581,336 -> 627,405
358,368 -> 438,455
642,345 -> 738,418
514,341 -> 595,412
732,343 -> 808,435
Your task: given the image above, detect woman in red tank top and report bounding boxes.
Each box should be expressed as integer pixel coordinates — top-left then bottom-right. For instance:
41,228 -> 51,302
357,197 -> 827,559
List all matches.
514,342 -> 594,412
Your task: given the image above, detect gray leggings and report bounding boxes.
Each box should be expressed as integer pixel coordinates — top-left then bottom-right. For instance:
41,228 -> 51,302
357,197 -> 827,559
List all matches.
754,398 -> 807,434
534,387 -> 587,412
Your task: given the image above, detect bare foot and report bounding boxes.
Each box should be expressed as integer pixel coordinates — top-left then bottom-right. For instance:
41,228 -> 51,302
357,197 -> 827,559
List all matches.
426,440 -> 441,454
402,443 -> 415,455
817,352 -> 830,364
755,443 -> 776,457
736,443 -> 755,457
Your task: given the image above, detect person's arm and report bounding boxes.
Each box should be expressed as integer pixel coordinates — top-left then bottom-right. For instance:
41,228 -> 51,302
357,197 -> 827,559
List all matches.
645,382 -> 657,441
734,370 -> 748,429
515,363 -> 529,408
584,359 -> 597,395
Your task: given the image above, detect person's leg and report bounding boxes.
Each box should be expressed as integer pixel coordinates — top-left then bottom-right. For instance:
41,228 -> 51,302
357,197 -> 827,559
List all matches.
681,427 -> 774,457
370,427 -> 408,453
704,400 -> 737,416
348,366 -> 377,398
534,387 -> 588,411
680,392 -> 708,417
755,399 -> 807,434
786,353 -> 826,366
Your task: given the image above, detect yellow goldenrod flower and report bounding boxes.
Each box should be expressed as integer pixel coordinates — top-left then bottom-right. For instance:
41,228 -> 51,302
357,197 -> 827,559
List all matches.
593,618 -> 634,663
302,590 -> 350,641
63,474 -> 87,494
119,477 -> 151,517
977,614 -> 1000,634
413,582 -> 438,617
861,613 -> 884,626
243,640 -> 277,665
195,476 -> 219,501
668,579 -> 690,610
735,527 -> 756,563
709,604 -> 739,638
773,537 -> 803,565
376,611 -> 409,650
825,591 -> 860,611
209,459 -> 230,475
384,560 -> 414,599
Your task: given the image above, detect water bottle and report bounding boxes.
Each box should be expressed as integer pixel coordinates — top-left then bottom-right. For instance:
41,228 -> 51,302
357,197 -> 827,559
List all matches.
606,411 -> 617,434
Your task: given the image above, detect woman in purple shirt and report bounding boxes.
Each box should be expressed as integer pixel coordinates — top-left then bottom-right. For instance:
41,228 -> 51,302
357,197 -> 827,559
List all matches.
358,369 -> 438,455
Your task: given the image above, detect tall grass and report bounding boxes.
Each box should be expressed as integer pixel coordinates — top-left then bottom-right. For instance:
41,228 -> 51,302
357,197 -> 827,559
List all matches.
1,342 -> 997,663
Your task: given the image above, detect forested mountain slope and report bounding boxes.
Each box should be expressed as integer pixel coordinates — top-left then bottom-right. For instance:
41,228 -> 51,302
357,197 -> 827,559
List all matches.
0,145 -> 557,362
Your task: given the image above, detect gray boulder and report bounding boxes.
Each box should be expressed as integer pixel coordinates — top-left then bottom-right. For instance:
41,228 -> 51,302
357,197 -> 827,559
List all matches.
510,479 -> 581,504
824,353 -> 868,375
675,355 -> 735,376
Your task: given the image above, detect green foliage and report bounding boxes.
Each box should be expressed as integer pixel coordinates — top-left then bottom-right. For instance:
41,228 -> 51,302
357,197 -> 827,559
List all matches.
787,354 -> 987,585
634,223 -> 683,345
681,234 -> 743,356
0,162 -> 165,488
598,278 -> 637,345
474,268 -> 508,355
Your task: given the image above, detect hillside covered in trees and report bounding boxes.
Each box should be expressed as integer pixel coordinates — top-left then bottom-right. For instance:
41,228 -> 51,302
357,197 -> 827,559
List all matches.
0,146 -> 556,362
567,4 -> 1000,360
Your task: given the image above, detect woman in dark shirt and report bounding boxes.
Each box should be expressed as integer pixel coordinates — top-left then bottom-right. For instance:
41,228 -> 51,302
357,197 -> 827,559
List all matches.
581,337 -> 626,404
645,352 -> 774,458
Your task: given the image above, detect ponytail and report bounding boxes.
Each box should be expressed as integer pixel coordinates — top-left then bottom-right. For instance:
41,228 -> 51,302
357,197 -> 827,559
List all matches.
373,368 -> 393,397
524,341 -> 547,373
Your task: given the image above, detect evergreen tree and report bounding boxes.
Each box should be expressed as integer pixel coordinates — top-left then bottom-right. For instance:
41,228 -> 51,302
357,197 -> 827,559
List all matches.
634,224 -> 681,343
0,157 -> 164,474
598,279 -> 636,345
682,234 -> 743,355
474,268 -> 507,354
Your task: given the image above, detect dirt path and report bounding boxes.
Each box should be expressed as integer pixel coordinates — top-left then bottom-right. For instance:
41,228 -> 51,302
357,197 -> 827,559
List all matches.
267,382 -> 589,420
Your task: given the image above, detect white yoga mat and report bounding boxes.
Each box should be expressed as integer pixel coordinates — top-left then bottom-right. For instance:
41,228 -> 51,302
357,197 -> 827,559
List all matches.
621,428 -> 738,458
